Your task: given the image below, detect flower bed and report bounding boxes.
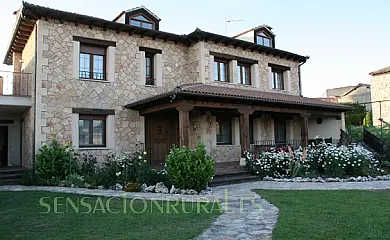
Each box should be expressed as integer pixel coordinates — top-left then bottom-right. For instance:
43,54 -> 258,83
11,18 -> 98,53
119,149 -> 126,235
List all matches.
22,141 -> 215,195
245,141 -> 384,179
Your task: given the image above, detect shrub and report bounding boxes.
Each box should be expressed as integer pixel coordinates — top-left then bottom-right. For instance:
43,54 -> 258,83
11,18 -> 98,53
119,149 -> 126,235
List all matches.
63,173 -> 85,188
363,112 -> 373,127
21,169 -> 36,186
246,141 -> 381,178
81,153 -> 98,176
35,140 -> 78,184
165,142 -> 214,191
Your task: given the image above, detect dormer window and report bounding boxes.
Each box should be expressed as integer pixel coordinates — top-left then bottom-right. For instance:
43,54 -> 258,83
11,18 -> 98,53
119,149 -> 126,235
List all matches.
256,32 -> 272,47
130,14 -> 154,29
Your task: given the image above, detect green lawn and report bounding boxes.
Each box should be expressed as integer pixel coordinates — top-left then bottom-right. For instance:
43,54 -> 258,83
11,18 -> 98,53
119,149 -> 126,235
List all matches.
255,190 -> 390,240
0,191 -> 221,240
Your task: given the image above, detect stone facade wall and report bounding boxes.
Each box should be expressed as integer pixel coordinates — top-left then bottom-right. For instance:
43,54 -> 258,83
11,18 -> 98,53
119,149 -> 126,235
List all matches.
37,19 -> 195,161
27,17 -> 306,164
339,86 -> 372,111
202,42 -> 301,95
371,73 -> 390,126
209,145 -> 241,163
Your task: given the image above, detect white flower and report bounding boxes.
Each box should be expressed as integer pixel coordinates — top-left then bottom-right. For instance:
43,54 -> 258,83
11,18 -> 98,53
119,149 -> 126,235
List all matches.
116,172 -> 121,176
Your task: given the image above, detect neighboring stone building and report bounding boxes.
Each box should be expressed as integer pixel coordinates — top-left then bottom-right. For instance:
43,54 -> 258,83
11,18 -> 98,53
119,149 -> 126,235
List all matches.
369,66 -> 390,126
321,83 -> 372,110
1,2 -> 349,168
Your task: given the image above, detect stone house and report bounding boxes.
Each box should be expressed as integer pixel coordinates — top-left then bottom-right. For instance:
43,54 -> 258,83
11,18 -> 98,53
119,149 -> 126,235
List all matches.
369,66 -> 390,126
320,83 -> 372,111
1,2 -> 349,168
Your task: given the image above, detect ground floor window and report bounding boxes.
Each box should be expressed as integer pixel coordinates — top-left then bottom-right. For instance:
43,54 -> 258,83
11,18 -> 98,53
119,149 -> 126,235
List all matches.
78,115 -> 106,147
216,116 -> 232,145
274,118 -> 287,145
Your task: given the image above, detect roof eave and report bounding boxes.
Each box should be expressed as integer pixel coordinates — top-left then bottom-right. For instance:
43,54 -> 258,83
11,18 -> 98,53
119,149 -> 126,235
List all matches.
3,4 -> 25,65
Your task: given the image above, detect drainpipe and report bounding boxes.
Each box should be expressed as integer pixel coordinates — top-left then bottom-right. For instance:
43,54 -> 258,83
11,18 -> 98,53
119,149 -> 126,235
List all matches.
298,56 -> 310,97
32,21 -> 38,171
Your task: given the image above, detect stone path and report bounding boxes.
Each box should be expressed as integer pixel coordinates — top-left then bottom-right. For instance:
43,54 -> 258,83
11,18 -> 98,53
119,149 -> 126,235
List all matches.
2,181 -> 390,240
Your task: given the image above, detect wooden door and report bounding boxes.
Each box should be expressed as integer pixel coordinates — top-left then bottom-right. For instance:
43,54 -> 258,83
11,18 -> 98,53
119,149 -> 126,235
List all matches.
145,114 -> 179,168
0,126 -> 8,167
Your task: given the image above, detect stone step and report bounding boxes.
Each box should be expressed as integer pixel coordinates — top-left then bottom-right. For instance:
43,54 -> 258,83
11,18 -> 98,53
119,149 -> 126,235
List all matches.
0,167 -> 28,174
215,167 -> 249,178
211,174 -> 260,187
0,173 -> 23,180
0,167 -> 28,185
0,178 -> 21,186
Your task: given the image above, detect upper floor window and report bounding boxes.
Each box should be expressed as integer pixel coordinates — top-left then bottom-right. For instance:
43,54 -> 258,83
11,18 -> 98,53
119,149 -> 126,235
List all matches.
130,14 -> 154,29
237,63 -> 251,85
256,32 -> 272,47
214,58 -> 229,82
145,53 -> 154,85
272,70 -> 284,90
79,43 -> 106,80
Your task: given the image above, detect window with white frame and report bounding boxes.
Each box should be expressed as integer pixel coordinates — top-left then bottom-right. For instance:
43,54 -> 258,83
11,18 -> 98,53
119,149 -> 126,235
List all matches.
269,63 -> 290,91
237,63 -> 251,85
272,70 -> 284,90
139,47 -> 162,86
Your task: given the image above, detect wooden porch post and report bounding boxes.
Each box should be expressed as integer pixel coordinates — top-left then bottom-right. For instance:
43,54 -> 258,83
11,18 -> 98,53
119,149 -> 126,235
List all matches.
176,104 -> 194,148
300,113 -> 311,147
238,108 -> 254,155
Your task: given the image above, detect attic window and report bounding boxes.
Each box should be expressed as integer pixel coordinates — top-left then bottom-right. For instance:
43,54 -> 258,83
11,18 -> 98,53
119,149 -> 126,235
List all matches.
256,32 -> 272,47
130,14 -> 154,29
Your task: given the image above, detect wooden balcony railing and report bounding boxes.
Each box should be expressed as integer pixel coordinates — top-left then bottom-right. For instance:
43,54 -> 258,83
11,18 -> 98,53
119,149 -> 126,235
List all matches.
0,71 -> 32,96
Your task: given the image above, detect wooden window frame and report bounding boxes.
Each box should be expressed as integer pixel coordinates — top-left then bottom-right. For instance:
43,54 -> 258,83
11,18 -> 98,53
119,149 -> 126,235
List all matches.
145,52 -> 155,85
79,115 -> 107,148
256,32 -> 272,47
272,69 -> 285,90
214,58 -> 230,82
237,63 -> 251,85
79,43 -> 107,80
216,115 -> 232,145
129,14 -> 155,30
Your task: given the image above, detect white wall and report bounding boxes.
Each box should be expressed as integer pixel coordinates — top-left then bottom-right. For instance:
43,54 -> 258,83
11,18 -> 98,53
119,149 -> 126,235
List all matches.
234,30 -> 254,43
308,116 -> 342,140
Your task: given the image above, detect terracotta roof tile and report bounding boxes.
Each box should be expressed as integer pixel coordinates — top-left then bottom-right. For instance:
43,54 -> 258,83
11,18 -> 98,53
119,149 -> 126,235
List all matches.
178,84 -> 348,109
126,83 -> 350,111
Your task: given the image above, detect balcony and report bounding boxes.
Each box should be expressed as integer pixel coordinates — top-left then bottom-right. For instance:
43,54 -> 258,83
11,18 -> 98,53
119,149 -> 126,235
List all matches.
0,71 -> 32,114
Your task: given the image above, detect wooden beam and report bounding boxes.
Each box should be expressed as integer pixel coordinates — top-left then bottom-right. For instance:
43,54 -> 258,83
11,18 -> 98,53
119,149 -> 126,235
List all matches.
300,113 -> 310,147
139,100 -> 184,115
176,104 -> 194,147
239,110 -> 253,155
182,100 -> 342,116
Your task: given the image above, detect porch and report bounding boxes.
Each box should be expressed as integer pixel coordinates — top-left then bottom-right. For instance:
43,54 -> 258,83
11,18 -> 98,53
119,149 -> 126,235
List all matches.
126,83 -> 349,167
0,71 -> 33,168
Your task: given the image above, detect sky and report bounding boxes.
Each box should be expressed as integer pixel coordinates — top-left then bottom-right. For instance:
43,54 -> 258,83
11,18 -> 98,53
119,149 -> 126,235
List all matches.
1,0 -> 390,97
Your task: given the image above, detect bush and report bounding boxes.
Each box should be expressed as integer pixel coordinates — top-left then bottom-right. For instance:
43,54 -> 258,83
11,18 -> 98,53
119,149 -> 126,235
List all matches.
21,169 -> 36,186
35,140 -> 78,184
345,113 -> 366,126
363,112 -> 373,127
63,173 -> 85,188
81,153 -> 98,176
246,141 -> 381,178
165,142 -> 214,191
